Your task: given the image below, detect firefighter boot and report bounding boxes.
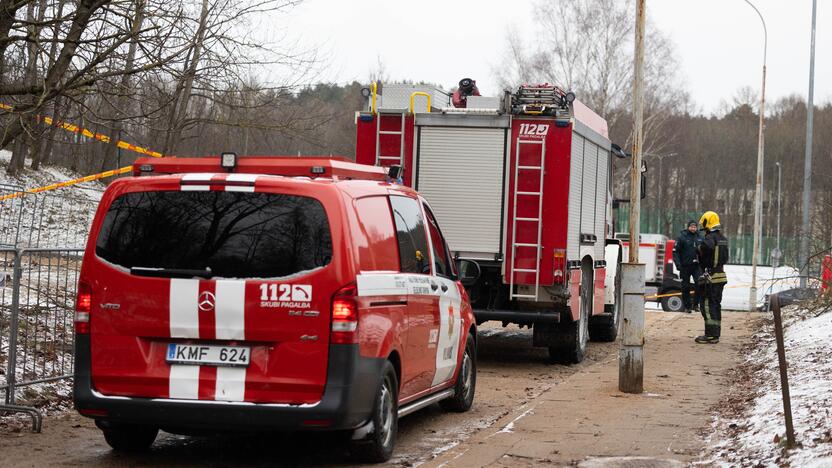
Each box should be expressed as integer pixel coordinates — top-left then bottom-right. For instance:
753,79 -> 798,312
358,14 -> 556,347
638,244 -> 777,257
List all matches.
694,335 -> 719,344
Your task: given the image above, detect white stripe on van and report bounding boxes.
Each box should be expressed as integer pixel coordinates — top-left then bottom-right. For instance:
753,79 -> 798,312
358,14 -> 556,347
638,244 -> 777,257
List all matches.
181,173 -> 216,181
215,367 -> 246,401
225,186 -> 255,192
215,280 -> 246,340
225,174 -> 258,183
169,364 -> 200,399
356,274 -> 407,296
432,292 -> 462,386
180,173 -> 216,191
356,273 -> 440,297
169,279 -> 200,338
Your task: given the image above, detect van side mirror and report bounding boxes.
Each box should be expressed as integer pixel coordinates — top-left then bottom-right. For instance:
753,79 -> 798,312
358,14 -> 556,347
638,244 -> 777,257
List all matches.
457,259 -> 481,287
611,143 -> 630,159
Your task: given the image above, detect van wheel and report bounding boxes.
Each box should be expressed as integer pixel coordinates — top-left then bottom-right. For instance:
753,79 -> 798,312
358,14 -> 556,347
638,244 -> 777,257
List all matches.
350,361 -> 398,463
439,333 -> 476,412
101,423 -> 158,452
549,267 -> 591,364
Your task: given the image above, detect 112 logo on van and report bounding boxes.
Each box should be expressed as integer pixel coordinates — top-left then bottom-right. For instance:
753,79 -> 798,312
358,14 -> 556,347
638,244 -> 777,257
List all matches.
518,123 -> 549,140
259,283 -> 312,308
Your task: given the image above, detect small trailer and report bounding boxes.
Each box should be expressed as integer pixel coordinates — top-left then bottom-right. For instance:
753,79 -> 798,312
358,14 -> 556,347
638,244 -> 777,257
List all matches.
354,81 -> 626,363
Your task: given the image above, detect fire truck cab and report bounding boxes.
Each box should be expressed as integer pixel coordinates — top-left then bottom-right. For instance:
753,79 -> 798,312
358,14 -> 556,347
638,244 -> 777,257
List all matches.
355,81 -> 624,363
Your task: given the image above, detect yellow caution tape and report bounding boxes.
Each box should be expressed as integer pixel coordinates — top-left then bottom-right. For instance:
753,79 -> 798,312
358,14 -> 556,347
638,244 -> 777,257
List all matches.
0,102 -> 166,199
645,282 -> 758,300
0,166 -> 134,201
35,115 -> 164,158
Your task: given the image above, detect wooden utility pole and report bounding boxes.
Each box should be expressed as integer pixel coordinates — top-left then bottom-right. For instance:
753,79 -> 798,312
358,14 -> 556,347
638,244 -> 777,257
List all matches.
619,0 -> 646,394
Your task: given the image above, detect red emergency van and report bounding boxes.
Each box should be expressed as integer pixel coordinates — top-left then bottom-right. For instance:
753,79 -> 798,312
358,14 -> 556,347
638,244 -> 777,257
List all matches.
73,155 -> 477,462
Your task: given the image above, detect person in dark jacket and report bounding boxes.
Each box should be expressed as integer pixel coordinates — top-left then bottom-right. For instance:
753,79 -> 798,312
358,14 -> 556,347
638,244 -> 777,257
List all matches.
695,211 -> 729,344
672,220 -> 702,313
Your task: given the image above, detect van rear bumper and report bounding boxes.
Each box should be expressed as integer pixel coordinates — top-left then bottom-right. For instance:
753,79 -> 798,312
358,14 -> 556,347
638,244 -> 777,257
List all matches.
73,335 -> 383,431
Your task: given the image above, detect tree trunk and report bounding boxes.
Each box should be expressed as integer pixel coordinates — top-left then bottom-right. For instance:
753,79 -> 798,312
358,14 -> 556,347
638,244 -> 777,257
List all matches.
1,0 -> 105,150
24,0 -> 49,168
163,0 -> 209,155
32,0 -> 68,170
100,0 -> 145,172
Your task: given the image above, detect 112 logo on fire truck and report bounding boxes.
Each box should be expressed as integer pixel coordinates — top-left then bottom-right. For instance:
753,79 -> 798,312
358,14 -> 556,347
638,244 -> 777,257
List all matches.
518,123 -> 550,139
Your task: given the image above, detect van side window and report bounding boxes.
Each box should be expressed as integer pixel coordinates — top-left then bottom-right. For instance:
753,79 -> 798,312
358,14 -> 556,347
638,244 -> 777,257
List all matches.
423,204 -> 455,278
389,196 -> 429,274
353,196 -> 399,271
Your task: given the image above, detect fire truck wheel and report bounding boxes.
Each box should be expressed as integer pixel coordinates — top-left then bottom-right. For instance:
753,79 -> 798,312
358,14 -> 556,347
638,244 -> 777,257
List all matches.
549,268 -> 591,364
100,423 -> 158,452
439,332 -> 477,412
349,361 -> 398,463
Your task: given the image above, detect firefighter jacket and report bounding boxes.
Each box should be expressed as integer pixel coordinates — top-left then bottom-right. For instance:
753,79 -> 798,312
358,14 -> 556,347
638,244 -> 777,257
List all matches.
698,227 -> 728,284
673,229 -> 701,267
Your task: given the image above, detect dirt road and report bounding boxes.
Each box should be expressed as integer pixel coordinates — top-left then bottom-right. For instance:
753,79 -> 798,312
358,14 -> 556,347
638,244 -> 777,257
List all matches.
0,311 -> 758,467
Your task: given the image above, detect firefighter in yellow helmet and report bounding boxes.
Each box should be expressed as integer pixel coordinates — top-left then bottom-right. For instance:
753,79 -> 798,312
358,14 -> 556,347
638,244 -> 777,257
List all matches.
695,211 -> 728,344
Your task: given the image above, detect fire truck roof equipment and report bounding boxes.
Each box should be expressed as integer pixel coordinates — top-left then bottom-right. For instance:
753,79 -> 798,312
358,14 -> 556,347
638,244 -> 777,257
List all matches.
510,84 -> 575,118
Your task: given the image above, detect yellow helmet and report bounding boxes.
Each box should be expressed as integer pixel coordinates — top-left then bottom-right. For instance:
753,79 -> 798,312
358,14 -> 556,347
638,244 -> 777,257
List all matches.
699,211 -> 721,231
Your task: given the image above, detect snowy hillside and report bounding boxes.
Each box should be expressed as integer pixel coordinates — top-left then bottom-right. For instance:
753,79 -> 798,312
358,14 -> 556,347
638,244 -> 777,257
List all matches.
0,150 -> 103,248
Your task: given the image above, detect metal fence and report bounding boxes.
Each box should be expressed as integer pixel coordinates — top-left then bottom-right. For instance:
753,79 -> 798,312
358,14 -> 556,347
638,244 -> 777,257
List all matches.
614,206 -> 800,266
1,184 -> 100,431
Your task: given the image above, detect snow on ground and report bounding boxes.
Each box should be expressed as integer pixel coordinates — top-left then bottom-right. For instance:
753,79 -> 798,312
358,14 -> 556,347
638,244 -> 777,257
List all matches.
722,264 -> 802,311
0,150 -> 104,201
0,150 -> 102,249
704,304 -> 832,466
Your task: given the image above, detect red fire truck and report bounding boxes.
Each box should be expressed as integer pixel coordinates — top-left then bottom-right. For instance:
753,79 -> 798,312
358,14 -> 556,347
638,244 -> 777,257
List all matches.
355,81 -> 626,363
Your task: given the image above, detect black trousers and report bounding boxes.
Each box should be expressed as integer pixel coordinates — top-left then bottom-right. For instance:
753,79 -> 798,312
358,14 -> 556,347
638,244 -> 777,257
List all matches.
701,282 -> 725,338
679,264 -> 701,310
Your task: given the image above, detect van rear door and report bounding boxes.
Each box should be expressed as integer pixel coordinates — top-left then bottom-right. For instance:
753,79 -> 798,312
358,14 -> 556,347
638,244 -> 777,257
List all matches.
87,184 -> 340,404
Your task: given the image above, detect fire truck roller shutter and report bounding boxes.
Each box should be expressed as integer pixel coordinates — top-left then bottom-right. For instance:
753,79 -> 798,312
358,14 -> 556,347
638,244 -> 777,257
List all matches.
580,139 -> 599,259
567,135 -> 584,260
415,126 -> 507,259
569,129 -> 609,262
595,140 -> 610,260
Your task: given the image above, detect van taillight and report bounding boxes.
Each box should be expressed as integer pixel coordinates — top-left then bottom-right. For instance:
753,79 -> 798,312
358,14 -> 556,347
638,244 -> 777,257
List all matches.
75,281 -> 92,334
331,283 -> 358,344
553,249 -> 566,284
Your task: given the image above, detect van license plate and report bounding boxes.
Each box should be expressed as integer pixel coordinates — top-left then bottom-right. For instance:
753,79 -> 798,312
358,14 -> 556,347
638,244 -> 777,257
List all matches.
166,344 -> 250,367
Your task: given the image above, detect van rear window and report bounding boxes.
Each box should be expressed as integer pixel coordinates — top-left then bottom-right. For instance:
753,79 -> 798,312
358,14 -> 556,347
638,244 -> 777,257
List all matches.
95,191 -> 332,278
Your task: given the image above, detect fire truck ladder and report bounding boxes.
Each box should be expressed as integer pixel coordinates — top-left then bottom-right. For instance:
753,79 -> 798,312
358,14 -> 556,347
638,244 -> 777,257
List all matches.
509,139 -> 546,301
375,112 -> 406,167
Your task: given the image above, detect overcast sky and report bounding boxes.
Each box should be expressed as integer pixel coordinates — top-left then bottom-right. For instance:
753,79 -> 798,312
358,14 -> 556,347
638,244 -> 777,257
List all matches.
281,0 -> 830,114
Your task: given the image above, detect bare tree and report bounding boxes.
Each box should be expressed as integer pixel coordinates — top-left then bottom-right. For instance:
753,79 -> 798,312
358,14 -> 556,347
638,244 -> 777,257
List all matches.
1,0 -> 322,175
496,0 -> 685,154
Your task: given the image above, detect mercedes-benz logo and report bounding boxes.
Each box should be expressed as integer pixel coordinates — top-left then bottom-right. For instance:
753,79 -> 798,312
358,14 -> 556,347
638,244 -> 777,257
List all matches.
198,291 -> 216,312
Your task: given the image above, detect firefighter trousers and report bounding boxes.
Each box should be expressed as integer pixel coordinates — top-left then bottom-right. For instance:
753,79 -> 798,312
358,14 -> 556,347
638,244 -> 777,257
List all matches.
700,282 -> 725,338
680,265 -> 701,310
